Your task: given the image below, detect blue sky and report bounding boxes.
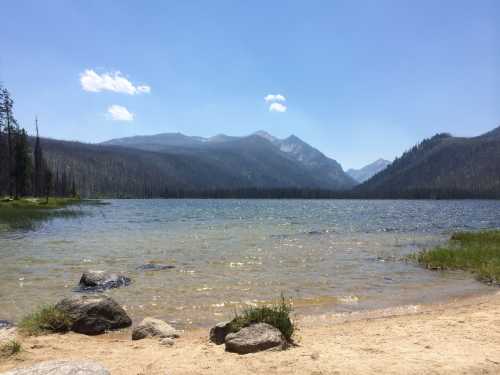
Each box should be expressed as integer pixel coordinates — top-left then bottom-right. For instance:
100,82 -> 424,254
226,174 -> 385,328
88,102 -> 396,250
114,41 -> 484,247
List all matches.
1,1 -> 499,169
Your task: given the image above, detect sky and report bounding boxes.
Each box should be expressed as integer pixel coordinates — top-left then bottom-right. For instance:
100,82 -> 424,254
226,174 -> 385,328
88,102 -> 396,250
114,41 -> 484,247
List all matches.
1,1 -> 499,169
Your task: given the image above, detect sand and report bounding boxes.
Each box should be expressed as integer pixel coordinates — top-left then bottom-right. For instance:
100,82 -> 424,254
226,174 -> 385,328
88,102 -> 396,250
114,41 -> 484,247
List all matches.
2,291 -> 500,375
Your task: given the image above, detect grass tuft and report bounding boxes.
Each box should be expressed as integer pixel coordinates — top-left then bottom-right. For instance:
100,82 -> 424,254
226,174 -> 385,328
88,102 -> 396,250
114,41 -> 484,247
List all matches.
0,340 -> 22,357
18,305 -> 73,336
412,229 -> 500,284
228,294 -> 295,342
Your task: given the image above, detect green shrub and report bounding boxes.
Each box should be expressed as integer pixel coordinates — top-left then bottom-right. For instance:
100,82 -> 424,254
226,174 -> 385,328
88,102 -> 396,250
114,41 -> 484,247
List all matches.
228,294 -> 295,342
19,305 -> 72,336
413,230 -> 500,284
0,340 -> 22,357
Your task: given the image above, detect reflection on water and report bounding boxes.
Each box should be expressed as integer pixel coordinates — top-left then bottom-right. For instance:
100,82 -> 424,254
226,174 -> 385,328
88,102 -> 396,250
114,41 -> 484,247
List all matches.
1,199 -> 499,328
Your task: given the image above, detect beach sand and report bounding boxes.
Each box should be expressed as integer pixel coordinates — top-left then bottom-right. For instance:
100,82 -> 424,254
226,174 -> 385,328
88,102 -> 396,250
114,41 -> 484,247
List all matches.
2,291 -> 500,374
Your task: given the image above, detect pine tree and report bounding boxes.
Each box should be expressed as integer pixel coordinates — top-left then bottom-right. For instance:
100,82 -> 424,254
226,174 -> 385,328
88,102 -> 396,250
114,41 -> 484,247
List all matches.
1,88 -> 15,197
44,167 -> 53,203
14,129 -> 32,198
33,117 -> 44,197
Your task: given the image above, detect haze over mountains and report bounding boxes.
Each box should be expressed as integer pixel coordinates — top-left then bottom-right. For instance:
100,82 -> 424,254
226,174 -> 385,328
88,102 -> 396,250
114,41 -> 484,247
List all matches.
35,126 -> 500,198
103,130 -> 357,190
347,159 -> 391,183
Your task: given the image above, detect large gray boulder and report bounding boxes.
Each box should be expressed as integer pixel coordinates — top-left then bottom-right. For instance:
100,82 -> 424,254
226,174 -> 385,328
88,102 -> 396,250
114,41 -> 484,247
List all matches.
131,317 -> 179,340
0,360 -> 109,374
224,323 -> 286,354
55,295 -> 131,335
77,271 -> 131,292
209,321 -> 231,345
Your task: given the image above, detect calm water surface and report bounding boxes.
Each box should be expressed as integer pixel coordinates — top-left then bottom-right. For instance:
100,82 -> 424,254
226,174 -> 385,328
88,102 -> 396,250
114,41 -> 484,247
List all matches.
1,199 -> 499,328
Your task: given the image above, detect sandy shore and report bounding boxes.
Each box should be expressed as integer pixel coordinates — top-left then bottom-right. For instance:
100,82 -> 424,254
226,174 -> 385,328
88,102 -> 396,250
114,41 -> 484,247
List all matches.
2,291 -> 500,374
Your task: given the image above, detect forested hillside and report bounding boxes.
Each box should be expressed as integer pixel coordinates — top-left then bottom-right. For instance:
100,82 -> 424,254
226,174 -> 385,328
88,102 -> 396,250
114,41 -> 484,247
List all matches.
103,131 -> 356,190
38,135 -> 353,198
355,128 -> 500,198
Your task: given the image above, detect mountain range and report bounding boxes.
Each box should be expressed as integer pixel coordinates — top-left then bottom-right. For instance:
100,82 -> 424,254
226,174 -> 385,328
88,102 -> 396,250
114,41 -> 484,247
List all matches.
37,126 -> 500,198
102,131 -> 357,190
39,131 -> 356,197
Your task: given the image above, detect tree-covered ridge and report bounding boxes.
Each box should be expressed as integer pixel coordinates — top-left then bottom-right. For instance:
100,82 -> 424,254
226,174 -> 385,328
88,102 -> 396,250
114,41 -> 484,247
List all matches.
356,129 -> 500,198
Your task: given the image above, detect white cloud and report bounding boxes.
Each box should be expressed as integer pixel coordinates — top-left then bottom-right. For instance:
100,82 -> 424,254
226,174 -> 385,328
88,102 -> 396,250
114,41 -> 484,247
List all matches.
107,105 -> 134,121
80,69 -> 151,95
269,102 -> 287,113
264,94 -> 286,102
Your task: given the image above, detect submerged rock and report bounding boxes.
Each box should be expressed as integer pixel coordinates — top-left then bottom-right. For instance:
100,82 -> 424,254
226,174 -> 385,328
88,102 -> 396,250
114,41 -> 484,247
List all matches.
224,323 -> 286,354
55,295 -> 131,335
1,360 -> 110,375
136,264 -> 175,271
209,321 -> 231,345
132,317 -> 180,340
76,271 -> 131,292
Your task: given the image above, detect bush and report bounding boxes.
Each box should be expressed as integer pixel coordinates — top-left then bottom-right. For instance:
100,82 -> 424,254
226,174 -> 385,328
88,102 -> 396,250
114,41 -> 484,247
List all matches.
228,294 -> 294,342
19,305 -> 72,336
0,340 -> 22,357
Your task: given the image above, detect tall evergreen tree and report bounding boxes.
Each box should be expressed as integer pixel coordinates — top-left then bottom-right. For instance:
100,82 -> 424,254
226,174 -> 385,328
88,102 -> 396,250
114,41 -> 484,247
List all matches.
1,88 -> 15,197
14,128 -> 32,198
33,117 -> 44,197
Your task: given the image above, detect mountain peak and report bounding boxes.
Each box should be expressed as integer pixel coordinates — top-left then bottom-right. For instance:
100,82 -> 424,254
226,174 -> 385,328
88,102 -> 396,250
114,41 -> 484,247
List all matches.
347,159 -> 391,183
284,134 -> 302,143
253,130 -> 278,143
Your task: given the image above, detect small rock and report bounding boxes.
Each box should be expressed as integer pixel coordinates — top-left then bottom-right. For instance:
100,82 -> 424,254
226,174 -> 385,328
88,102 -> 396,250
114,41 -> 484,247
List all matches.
76,271 -> 131,292
132,317 -> 180,340
136,264 -> 175,271
225,323 -> 287,354
159,338 -> 175,346
0,360 -> 110,375
209,321 -> 231,345
55,295 -> 132,335
0,320 -> 12,329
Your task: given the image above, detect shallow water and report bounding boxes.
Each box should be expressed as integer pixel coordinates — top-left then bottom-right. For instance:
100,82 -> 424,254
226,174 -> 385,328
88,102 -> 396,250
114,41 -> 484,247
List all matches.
1,199 -> 499,328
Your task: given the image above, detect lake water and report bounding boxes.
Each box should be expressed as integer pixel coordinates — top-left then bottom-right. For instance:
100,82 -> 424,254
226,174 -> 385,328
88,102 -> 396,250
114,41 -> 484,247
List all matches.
1,199 -> 499,328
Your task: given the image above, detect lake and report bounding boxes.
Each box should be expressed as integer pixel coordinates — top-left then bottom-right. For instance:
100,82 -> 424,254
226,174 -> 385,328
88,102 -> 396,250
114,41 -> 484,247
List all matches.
1,199 -> 499,328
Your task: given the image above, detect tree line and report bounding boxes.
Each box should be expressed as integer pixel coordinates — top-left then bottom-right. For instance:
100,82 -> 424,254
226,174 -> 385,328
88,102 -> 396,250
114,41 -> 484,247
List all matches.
0,85 -> 76,200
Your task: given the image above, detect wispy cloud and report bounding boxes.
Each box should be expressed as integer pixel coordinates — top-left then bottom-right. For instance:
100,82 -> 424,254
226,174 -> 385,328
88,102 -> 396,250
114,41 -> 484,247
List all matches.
107,105 -> 134,121
80,69 -> 151,95
269,102 -> 287,113
264,94 -> 286,102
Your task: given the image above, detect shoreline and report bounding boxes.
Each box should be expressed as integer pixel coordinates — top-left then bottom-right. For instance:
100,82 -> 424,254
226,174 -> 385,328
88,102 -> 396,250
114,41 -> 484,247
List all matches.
3,290 -> 500,374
